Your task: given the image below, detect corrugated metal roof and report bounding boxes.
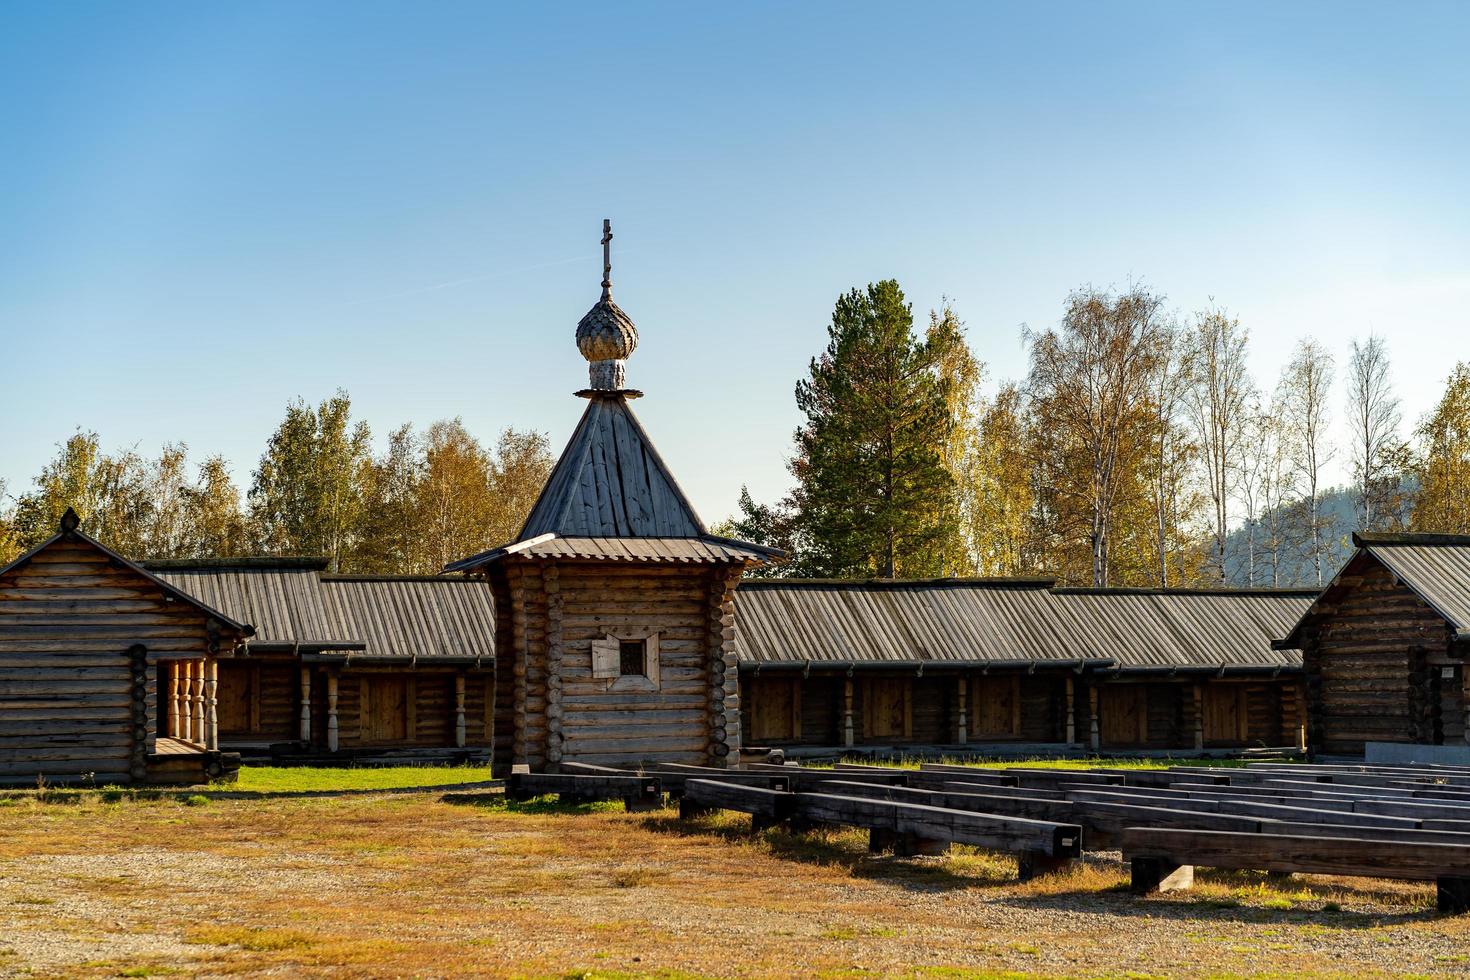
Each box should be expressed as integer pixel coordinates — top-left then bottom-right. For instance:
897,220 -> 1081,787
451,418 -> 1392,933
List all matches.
145,560 -> 495,659
147,560 -> 340,646
1050,590 -> 1310,670
734,580 -> 1314,671
1360,536 -> 1470,635
320,577 -> 496,660
734,579 -> 1081,665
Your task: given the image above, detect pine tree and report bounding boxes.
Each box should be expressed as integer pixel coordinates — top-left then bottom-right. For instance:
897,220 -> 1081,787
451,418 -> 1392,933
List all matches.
792,280 -> 958,578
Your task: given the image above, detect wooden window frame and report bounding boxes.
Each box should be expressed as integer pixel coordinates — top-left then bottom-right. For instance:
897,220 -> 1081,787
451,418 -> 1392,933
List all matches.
591,631 -> 661,692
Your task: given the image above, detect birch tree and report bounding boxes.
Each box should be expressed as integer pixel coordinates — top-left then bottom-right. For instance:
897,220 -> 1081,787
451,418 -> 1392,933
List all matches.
1183,309 -> 1253,583
1346,334 -> 1403,531
1278,338 -> 1337,585
1025,285 -> 1167,587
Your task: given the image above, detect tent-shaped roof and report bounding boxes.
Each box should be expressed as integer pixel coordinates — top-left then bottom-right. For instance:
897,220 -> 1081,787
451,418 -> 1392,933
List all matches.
521,394 -> 706,539
1278,531 -> 1470,646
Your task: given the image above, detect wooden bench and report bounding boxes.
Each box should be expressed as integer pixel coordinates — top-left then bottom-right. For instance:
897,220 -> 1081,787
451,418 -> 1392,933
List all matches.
508,770 -> 663,811
792,791 -> 1081,877
681,778 -> 796,829
1122,827 -> 1470,913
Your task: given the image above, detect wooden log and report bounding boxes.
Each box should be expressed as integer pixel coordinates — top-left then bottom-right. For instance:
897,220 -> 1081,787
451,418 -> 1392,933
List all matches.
509,771 -> 663,809
1122,827 -> 1470,882
682,778 -> 795,822
792,792 -> 1081,858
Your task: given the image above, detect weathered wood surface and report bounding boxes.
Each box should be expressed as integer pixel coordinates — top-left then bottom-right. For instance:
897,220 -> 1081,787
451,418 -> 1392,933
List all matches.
508,771 -> 662,809
1065,788 -> 1420,829
1122,827 -> 1470,882
792,792 -> 1081,858
682,778 -> 795,820
0,537 -> 246,785
745,763 -> 908,788
1297,558 -> 1458,755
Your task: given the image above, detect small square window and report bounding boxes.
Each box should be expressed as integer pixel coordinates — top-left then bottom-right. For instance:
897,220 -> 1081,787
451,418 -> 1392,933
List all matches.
619,639 -> 645,677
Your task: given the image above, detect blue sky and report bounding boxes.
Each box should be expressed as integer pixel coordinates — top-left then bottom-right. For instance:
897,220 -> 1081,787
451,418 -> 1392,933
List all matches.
2,1 -> 1467,524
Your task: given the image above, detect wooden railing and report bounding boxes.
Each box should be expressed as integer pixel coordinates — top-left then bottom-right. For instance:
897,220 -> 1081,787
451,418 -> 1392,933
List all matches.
167,659 -> 218,751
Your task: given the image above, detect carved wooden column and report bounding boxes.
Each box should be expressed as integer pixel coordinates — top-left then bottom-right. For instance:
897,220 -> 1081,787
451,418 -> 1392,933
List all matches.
1065,675 -> 1076,744
455,672 -> 467,749
706,565 -> 742,767
955,675 -> 968,745
543,564 -> 563,766
191,661 -> 206,746
166,662 -> 181,740
1088,683 -> 1100,751
326,671 -> 339,752
1192,682 -> 1205,751
299,666 -> 312,744
204,660 -> 219,751
843,674 -> 855,748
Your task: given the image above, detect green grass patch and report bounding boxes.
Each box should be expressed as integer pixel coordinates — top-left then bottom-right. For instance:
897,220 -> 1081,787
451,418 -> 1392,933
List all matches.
228,764 -> 492,793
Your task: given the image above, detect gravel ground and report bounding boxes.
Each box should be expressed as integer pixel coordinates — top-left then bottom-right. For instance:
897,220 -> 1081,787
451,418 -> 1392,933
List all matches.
0,795 -> 1466,978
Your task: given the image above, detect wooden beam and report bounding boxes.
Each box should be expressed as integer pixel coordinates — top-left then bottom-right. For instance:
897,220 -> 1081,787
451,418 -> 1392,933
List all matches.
455,672 -> 467,749
326,671 -> 339,753
299,666 -> 312,744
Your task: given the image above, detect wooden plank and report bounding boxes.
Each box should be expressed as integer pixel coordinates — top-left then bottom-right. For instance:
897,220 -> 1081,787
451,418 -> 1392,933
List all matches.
1122,827 -> 1470,881
792,792 -> 1080,857
682,779 -> 796,821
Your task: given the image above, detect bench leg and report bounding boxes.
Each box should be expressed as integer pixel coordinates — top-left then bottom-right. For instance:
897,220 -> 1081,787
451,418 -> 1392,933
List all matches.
751,814 -> 781,834
679,798 -> 716,820
896,833 -> 950,857
1437,876 -> 1470,914
623,792 -> 663,813
868,828 -> 899,853
1017,849 -> 1073,881
1131,857 -> 1194,894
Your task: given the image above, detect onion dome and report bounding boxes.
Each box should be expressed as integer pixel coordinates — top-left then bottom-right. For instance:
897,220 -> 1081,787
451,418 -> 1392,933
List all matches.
576,219 -> 639,392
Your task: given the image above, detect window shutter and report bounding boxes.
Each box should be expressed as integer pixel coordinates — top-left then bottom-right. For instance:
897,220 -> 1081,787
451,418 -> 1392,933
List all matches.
643,633 -> 661,689
591,637 -> 619,679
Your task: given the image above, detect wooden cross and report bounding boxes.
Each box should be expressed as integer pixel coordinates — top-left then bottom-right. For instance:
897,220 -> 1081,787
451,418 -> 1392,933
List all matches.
601,218 -> 613,297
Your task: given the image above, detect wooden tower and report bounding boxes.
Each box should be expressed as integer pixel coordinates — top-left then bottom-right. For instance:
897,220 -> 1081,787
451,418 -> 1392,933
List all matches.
447,222 -> 781,773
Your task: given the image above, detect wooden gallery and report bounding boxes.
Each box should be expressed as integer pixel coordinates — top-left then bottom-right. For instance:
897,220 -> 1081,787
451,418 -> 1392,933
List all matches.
1,226 -> 1413,785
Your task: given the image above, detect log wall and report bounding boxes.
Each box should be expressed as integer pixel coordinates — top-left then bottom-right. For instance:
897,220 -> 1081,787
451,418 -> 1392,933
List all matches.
508,560 -> 739,769
1304,559 -> 1455,756
0,538 -> 226,784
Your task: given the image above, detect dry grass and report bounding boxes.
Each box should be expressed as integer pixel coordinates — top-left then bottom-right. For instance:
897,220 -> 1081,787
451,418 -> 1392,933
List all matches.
0,792 -> 1465,978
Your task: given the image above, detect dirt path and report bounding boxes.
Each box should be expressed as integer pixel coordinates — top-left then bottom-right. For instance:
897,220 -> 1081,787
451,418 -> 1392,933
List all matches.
0,793 -> 1465,977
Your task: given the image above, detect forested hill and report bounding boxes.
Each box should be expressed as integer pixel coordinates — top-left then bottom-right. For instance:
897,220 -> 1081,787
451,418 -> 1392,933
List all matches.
1221,487 -> 1358,589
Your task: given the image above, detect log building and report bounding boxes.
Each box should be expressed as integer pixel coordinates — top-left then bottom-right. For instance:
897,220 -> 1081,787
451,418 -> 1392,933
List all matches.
736,578 -> 1313,755
0,509 -> 253,785
1280,532 -> 1470,757
445,221 -> 782,773
0,225 -> 1362,783
142,560 -> 499,760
